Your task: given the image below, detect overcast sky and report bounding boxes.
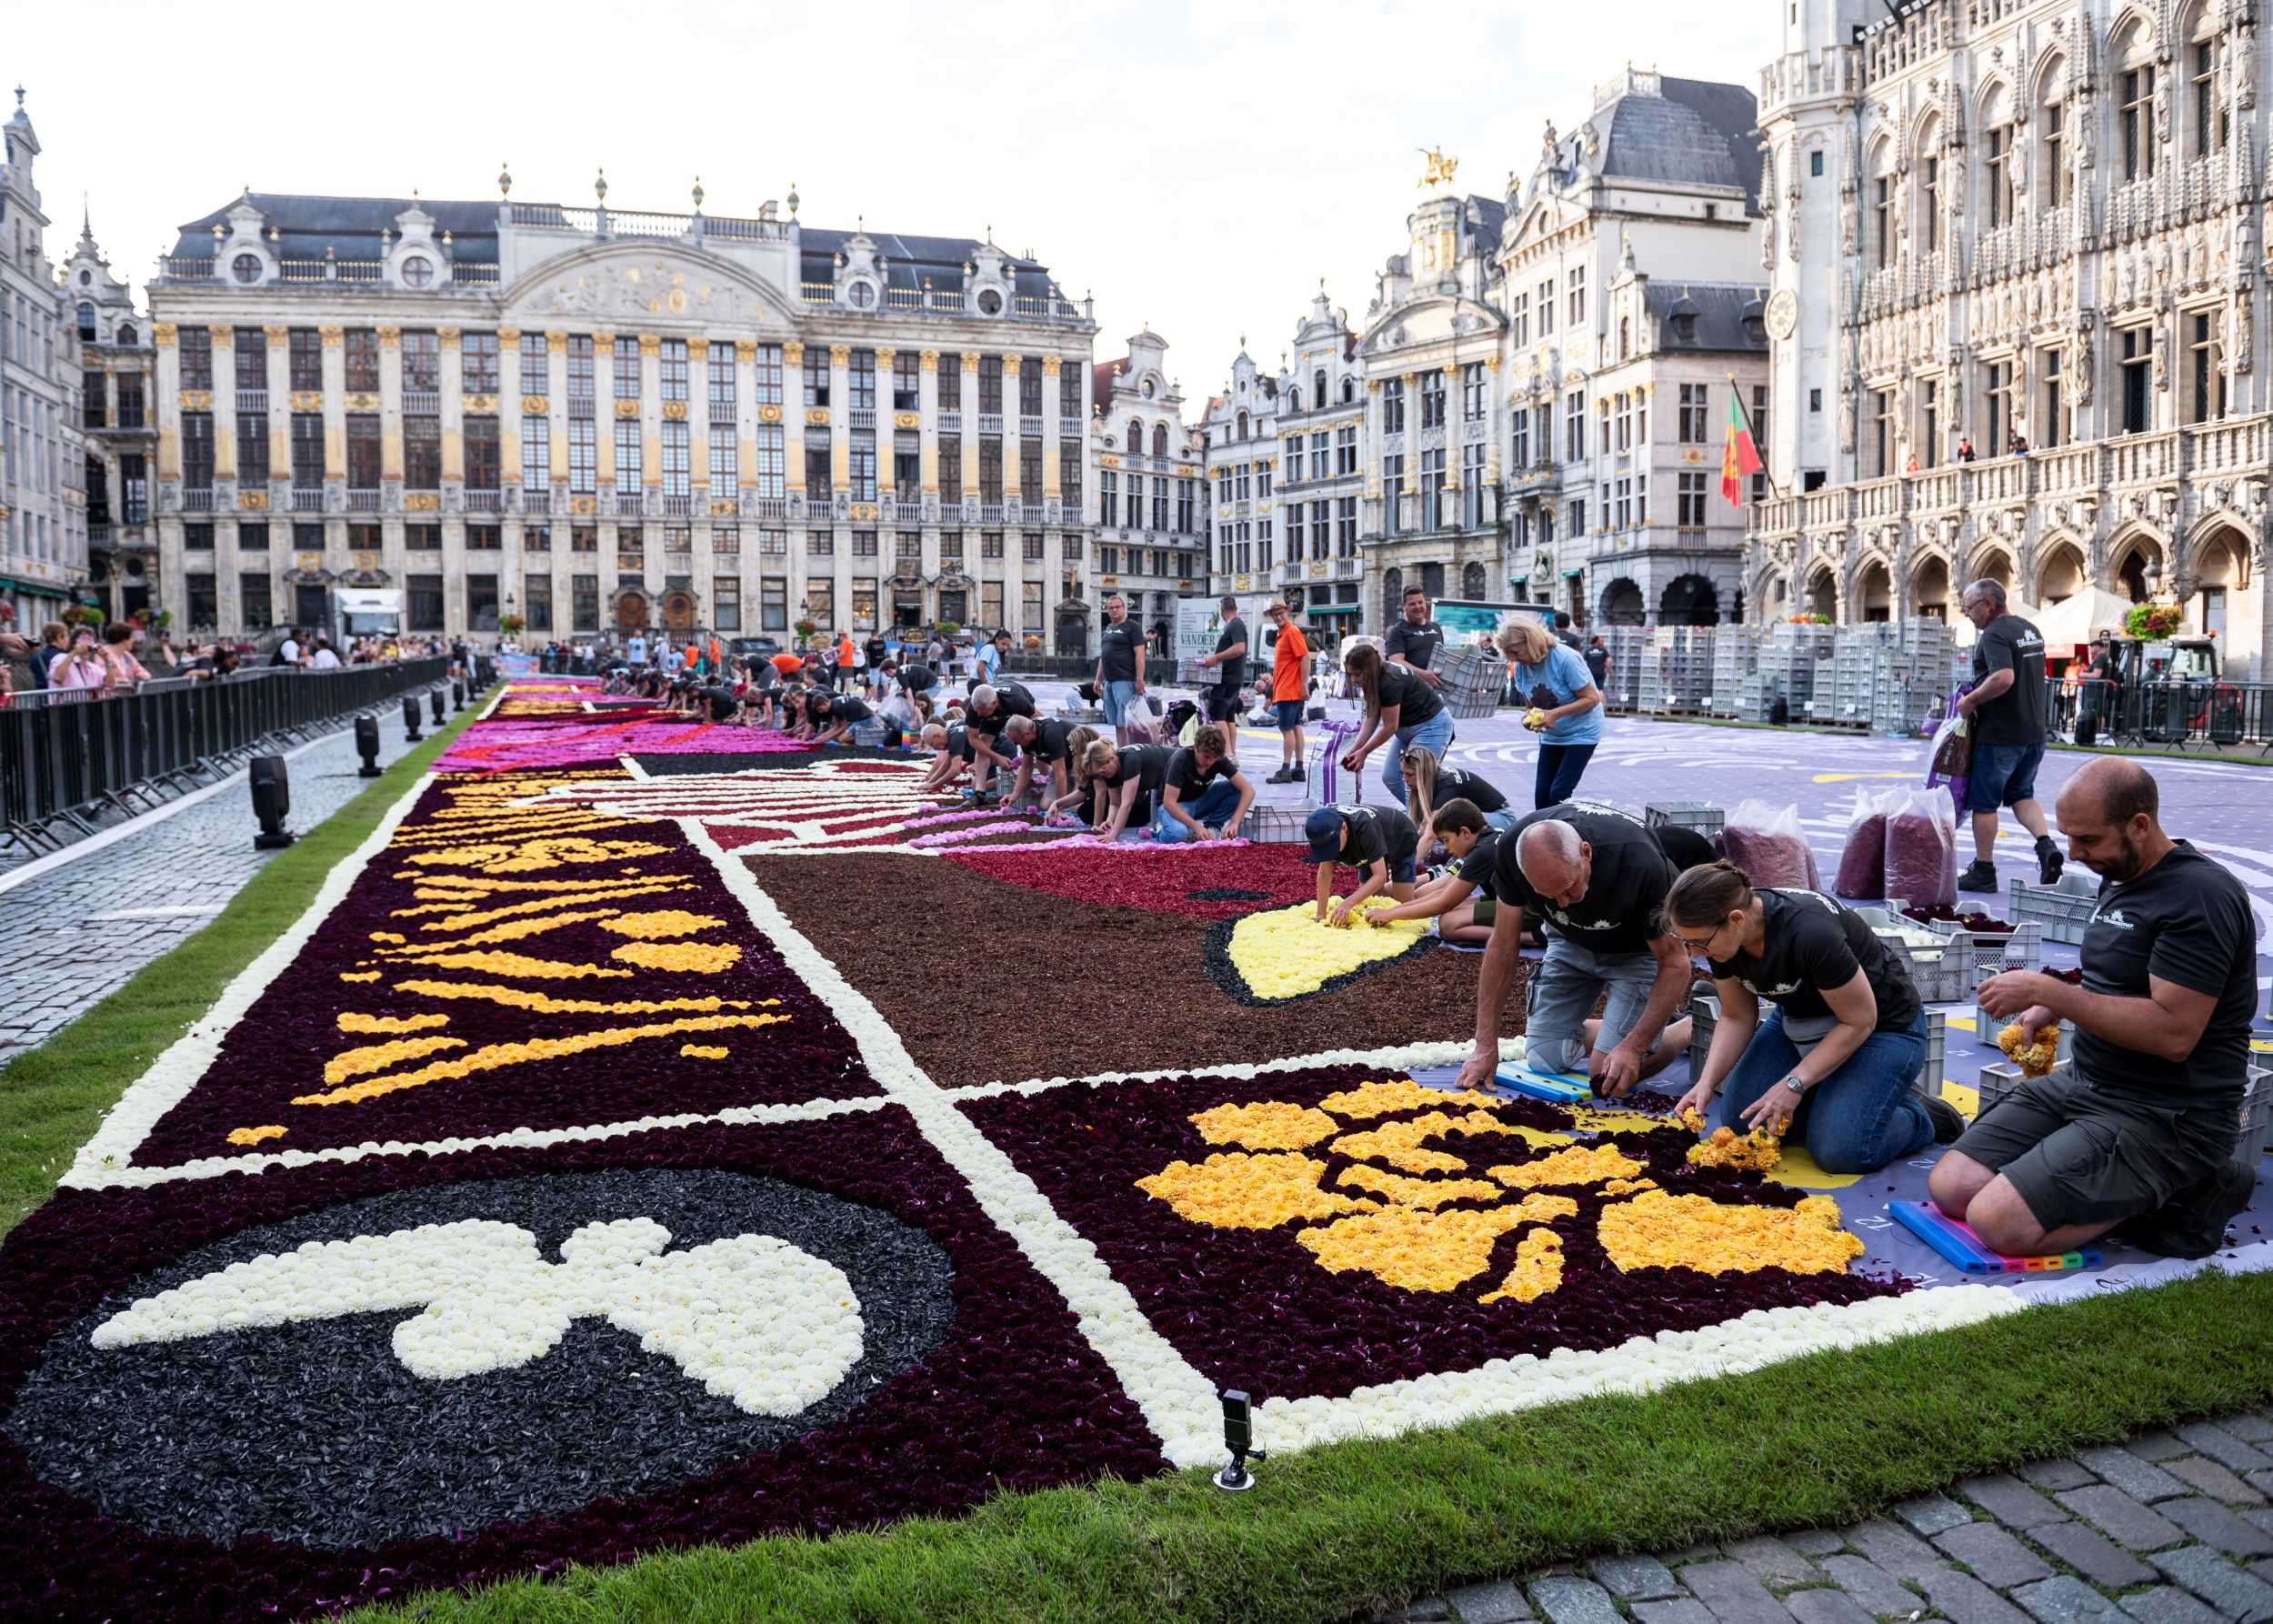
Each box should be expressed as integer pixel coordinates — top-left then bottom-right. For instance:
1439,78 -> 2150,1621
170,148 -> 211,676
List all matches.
14,0 -> 1774,402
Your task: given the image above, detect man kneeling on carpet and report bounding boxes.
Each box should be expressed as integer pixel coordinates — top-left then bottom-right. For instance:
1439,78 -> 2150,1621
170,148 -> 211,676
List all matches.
1150,725 -> 1257,843
1307,804 -> 1420,929
1668,861 -> 1961,1173
1363,798 -> 1512,947
806,690 -> 876,747
916,723 -> 975,793
1930,757 -> 2258,1259
1456,802 -> 1695,1097
1000,714 -> 1078,813
962,681 -> 1036,800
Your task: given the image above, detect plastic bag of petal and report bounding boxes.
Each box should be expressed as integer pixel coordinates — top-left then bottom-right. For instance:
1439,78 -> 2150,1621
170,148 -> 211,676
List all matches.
1721,798 -> 1822,891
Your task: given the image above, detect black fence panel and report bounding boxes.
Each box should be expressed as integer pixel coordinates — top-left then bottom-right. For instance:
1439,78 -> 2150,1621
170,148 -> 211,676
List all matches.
2,659 -> 456,835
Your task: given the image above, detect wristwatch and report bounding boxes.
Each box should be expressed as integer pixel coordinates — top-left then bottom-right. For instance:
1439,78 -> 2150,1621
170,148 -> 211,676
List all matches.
1780,1074 -> 1807,1098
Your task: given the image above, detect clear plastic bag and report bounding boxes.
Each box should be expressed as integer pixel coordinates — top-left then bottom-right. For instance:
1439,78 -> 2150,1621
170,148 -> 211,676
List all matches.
1833,787 -> 1896,899
1882,786 -> 1958,909
1723,798 -> 1821,890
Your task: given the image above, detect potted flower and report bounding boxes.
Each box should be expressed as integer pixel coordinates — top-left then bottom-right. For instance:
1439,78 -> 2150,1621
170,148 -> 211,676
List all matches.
2123,603 -> 2183,640
794,618 -> 817,646
936,620 -> 961,638
496,614 -> 526,636
1024,634 -> 1044,652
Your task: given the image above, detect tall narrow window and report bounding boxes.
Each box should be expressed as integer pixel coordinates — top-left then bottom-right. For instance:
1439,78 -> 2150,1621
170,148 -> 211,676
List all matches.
344,330 -> 378,393
462,332 -> 499,395
2120,326 -> 2153,434
2192,40 -> 2222,157
615,337 -> 642,401
401,330 -> 440,395
182,412 -> 215,488
2121,66 -> 2157,182
1382,377 -> 1406,434
568,417 -> 598,493
1869,388 -> 1892,477
464,416 -> 499,490
755,344 -> 783,406
522,415 -> 551,487
235,327 -> 267,391
2044,102 -> 2067,206
180,327 -> 214,391
1566,266 -> 1586,327
288,328 -> 323,391
659,338 -> 688,404
661,419 -> 691,496
2039,349 -> 2063,448
708,346 -> 736,416
1874,175 -> 1893,267
1922,155 -> 1941,253
1921,379 -> 1939,467
405,415 -> 441,490
347,416 -> 382,488
521,338 -> 549,399
2187,311 -> 2225,424
1984,362 -> 2010,453
1985,126 -> 2012,228
566,336 -> 596,402
848,349 -> 876,411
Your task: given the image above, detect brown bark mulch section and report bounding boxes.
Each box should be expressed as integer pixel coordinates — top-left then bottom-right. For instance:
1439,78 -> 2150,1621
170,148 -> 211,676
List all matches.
742,852 -> 1531,1087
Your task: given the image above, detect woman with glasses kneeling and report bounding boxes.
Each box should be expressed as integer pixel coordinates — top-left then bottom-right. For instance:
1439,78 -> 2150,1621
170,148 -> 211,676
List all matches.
1667,861 -> 1964,1172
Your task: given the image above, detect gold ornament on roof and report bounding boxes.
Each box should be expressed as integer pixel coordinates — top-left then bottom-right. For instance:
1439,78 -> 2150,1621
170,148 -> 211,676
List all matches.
1417,146 -> 1460,192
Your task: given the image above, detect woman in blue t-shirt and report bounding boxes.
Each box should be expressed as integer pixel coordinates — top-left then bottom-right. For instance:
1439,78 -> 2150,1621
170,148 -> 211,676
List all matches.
1496,617 -> 1604,807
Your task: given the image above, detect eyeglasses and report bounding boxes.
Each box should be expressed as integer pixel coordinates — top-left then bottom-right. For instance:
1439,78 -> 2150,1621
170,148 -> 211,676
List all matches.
1675,921 -> 1726,953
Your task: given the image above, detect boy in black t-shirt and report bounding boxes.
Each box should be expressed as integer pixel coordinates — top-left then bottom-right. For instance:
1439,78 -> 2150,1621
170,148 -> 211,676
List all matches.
1938,758 -> 2258,1259
1361,798 -> 1511,946
1150,725 -> 1256,842
1305,804 -> 1420,928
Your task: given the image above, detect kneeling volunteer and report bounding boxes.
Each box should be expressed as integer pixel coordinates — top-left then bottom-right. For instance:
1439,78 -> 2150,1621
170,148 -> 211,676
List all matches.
1931,757 -> 2258,1258
1401,747 -> 1516,837
807,690 -> 876,747
1305,803 -> 1420,928
1151,724 -> 1257,843
1001,713 -> 1077,811
1364,797 -> 1504,946
1457,801 -> 1694,1096
917,722 -> 975,793
1078,739 -> 1174,841
964,680 -> 1036,796
1669,863 -> 1960,1173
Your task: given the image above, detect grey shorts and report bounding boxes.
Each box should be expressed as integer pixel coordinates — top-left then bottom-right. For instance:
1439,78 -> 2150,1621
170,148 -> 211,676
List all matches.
1524,937 -> 1662,1074
1952,1071 -> 2236,1232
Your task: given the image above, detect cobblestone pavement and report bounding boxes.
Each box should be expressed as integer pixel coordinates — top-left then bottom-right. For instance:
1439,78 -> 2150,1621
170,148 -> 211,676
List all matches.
0,707 -> 442,1058
1387,1411 -> 2273,1624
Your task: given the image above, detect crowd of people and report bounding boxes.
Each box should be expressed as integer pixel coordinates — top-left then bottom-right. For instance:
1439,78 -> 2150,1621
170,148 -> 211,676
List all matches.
0,619 -> 462,701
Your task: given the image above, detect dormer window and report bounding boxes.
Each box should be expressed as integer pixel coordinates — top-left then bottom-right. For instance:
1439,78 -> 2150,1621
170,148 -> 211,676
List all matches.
976,287 -> 1004,316
399,255 -> 434,288
231,253 -> 264,285
846,280 -> 876,309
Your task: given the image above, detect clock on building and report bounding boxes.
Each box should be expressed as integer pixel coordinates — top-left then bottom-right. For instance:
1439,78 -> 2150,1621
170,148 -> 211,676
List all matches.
1764,289 -> 1797,341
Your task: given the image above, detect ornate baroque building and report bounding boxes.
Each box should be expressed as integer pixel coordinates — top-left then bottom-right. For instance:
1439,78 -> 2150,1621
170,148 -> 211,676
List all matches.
65,219 -> 158,624
1089,327 -> 1205,652
1499,71 -> 1770,627
0,90 -> 91,629
1748,0 -> 2270,675
1199,344 -> 1280,606
1269,287 -> 1367,637
1357,159 -> 1510,620
145,177 -> 1097,644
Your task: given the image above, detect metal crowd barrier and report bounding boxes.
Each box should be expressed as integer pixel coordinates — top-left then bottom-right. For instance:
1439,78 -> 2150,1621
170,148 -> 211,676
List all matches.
2052,678 -> 2273,753
1,658 -> 456,852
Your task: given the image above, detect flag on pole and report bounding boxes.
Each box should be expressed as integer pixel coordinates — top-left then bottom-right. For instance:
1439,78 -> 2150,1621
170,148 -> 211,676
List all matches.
1721,390 -> 1764,506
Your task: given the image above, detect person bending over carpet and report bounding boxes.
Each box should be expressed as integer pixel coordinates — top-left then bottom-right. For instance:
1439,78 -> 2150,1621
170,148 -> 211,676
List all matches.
1457,802 -> 1693,1097
1668,861 -> 1961,1173
1401,747 -> 1516,838
1932,757 -> 2258,1258
917,723 -> 976,793
1305,804 -> 1420,929
807,690 -> 876,747
1495,617 -> 1605,808
1339,641 -> 1452,805
1001,714 -> 1077,812
1077,739 -> 1173,841
962,681 -> 1037,798
1151,725 -> 1257,843
1363,798 -> 1513,947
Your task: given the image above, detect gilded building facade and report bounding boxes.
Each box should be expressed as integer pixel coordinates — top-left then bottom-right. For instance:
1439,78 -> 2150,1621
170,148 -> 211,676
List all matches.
0,91 -> 89,628
1748,0 -> 2270,675
145,180 -> 1097,644
65,220 -> 159,624
1089,328 -> 1206,652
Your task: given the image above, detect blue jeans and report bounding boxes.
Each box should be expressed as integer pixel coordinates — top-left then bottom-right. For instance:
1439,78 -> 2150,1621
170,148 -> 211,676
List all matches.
1381,710 -> 1456,801
1717,1007 -> 1935,1174
1150,779 -> 1243,842
1534,742 -> 1597,808
1484,807 -> 1520,834
1101,679 -> 1140,726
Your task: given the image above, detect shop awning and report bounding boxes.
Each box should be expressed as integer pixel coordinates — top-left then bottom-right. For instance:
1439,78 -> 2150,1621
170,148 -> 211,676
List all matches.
1307,604 -> 1361,615
0,576 -> 77,601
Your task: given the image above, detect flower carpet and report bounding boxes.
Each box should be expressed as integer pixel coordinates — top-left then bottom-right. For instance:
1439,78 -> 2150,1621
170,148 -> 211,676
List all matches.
0,678 -> 2148,1620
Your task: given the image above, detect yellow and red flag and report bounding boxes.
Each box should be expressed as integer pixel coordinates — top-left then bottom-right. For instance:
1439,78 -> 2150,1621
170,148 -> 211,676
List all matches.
1721,391 -> 1764,505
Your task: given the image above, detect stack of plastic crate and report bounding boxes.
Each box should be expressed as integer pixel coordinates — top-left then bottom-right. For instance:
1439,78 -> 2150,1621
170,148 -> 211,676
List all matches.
1597,627 -> 1649,712
1435,643 -> 1510,719
1738,623 -> 1835,722
1639,627 -> 1714,716
1706,626 -> 1763,717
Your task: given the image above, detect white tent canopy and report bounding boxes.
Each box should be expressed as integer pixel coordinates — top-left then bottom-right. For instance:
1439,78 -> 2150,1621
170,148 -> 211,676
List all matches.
1949,596 -> 2044,648
2033,587 -> 2138,653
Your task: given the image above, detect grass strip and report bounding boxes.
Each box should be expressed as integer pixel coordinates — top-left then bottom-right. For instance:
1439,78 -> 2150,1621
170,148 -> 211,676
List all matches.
348,1268 -> 2273,1624
0,695 -> 494,1238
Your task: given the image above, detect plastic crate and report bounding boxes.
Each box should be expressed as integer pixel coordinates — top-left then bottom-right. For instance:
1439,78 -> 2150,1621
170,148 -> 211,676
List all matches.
849,722 -> 886,747
1919,1008 -> 1948,1098
1177,657 -> 1220,687
2240,1063 -> 2273,1160
1239,801 -> 1317,845
1434,644 -> 1507,720
2008,872 -> 2100,945
1862,921 -> 1975,1004
1918,917 -> 2044,980
1973,1009 -> 2078,1068
1647,802 -> 1727,839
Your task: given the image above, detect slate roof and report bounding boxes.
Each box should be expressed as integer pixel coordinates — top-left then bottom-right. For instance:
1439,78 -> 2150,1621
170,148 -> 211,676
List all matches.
1643,281 -> 1768,353
169,194 -> 1071,298
1541,77 -> 1763,214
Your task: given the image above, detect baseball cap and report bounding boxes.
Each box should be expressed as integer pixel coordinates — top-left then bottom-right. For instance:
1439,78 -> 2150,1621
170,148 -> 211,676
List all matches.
1304,806 -> 1345,865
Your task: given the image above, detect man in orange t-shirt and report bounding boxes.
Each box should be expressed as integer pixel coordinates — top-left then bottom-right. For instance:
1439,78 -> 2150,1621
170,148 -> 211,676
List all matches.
835,631 -> 857,692
1265,598 -> 1310,784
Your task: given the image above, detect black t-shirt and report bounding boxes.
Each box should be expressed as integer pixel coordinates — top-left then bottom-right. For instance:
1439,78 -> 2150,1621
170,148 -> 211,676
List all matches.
1583,645 -> 1609,687
945,724 -> 970,759
1376,665 -> 1444,727
865,635 -> 887,666
899,664 -> 936,694
1971,614 -> 2048,747
1021,717 -> 1075,764
1492,801 -> 1676,954
1652,825 -> 1719,874
2072,843 -> 2257,1106
1166,747 -> 1238,798
1099,619 -> 1145,682
1384,617 -> 1445,672
699,686 -> 740,723
1430,766 -> 1507,814
1213,617 -> 1249,688
1707,887 -> 1921,1035
975,681 -> 1035,733
749,661 -> 779,691
1457,828 -> 1504,900
822,695 -> 874,727
1337,805 -> 1419,879
1114,744 -> 1174,796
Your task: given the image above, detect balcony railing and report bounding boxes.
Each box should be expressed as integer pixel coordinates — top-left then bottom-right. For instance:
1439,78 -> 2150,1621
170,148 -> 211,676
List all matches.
235,390 -> 268,414
524,490 -> 552,516
977,414 -> 1005,435
846,408 -> 876,429
1059,416 -> 1082,438
938,410 -> 962,433
402,392 -> 441,415
661,494 -> 693,517
291,486 -> 326,512
894,502 -> 925,524
183,486 -> 216,512
466,488 -> 503,512
614,491 -> 647,518
347,487 -> 382,512
746,496 -> 788,520
1019,415 -> 1044,437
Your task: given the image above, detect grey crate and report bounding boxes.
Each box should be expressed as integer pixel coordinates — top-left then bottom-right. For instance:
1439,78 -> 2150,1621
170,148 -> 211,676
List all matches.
1647,801 -> 1727,839
1973,1008 -> 2077,1068
2242,1063 -> 2273,1158
1916,916 -> 2044,979
2008,872 -> 2101,944
1435,643 -> 1507,720
1238,801 -> 1317,844
1867,922 -> 1976,1003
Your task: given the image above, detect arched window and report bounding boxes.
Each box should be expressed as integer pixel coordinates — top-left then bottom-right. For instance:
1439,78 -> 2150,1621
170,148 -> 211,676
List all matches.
1916,114 -> 1943,254
1236,409 -> 1249,440
2113,20 -> 2159,184
1312,368 -> 1327,406
1617,317 -> 1630,360
1382,566 -> 1403,621
117,323 -> 136,346
1126,419 -> 1143,457
1342,377 -> 1355,404
1151,424 -> 1167,457
2038,60 -> 2070,207
1287,388 -> 1302,413
2184,4 -> 2228,160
